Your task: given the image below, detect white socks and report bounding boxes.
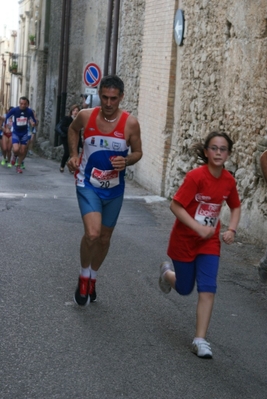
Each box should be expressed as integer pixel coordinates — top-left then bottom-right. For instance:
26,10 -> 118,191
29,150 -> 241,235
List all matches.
80,267 -> 90,278
90,268 -> 97,280
80,266 -> 97,279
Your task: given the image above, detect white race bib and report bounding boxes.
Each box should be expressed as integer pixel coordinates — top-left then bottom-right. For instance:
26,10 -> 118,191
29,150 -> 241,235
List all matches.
194,202 -> 221,228
90,167 -> 119,189
16,117 -> 27,126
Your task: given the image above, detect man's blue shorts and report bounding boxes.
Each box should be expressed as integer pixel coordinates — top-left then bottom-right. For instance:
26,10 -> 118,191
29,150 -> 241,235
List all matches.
172,254 -> 220,295
12,131 -> 29,145
76,186 -> 124,228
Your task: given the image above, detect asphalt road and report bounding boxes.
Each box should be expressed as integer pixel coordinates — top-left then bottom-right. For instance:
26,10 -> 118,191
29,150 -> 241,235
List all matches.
0,154 -> 267,399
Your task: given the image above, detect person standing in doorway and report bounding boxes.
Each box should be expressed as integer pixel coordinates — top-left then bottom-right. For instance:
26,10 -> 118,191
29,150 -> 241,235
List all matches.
59,104 -> 82,173
158,131 -> 241,359
258,150 -> 267,283
27,109 -> 38,157
5,97 -> 36,173
67,75 -> 142,306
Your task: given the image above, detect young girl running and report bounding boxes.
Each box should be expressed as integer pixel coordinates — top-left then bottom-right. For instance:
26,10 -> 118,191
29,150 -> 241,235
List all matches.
159,131 -> 241,359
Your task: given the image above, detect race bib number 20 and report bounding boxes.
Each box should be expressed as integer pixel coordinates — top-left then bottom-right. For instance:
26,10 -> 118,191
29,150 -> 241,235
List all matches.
194,202 -> 221,228
90,167 -> 119,189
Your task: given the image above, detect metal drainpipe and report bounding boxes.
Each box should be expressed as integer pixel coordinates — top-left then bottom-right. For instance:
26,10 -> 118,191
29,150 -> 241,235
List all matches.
55,0 -> 67,146
111,0 -> 120,75
104,0 -> 114,76
60,0 -> 71,120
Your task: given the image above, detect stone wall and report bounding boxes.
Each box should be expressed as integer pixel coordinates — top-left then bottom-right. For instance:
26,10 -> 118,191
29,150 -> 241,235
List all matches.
117,0 -> 146,117
166,0 -> 267,242
42,0 -> 62,142
68,0 -> 107,106
41,0 -> 107,143
35,0 -> 267,244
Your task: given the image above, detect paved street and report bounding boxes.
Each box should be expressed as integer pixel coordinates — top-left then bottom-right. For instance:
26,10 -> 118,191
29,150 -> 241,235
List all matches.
0,154 -> 267,399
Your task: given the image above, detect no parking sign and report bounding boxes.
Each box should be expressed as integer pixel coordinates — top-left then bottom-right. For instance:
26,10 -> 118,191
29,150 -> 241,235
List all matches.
83,63 -> 102,87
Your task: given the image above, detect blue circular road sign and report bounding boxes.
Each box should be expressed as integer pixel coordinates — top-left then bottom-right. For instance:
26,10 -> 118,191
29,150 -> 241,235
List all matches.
83,63 -> 102,87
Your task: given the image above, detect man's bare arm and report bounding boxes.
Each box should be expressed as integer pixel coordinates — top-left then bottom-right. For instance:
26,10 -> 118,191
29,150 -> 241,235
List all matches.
68,110 -> 92,171
125,115 -> 143,165
110,115 -> 142,171
68,112 -> 84,157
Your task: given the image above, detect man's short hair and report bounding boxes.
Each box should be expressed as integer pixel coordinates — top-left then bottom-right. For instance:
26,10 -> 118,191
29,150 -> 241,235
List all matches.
19,96 -> 30,105
99,75 -> 124,95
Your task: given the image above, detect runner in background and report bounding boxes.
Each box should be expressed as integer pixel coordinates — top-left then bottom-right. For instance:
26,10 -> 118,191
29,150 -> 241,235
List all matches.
5,97 -> 36,173
1,107 -> 14,167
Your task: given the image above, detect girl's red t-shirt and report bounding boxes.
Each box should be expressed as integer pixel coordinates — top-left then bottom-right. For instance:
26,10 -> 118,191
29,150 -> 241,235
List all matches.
167,165 -> 241,262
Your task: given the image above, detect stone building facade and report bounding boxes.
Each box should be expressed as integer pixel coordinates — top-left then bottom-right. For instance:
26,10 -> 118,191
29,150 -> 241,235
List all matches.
135,0 -> 267,243
12,0 -> 267,244
0,33 -> 16,114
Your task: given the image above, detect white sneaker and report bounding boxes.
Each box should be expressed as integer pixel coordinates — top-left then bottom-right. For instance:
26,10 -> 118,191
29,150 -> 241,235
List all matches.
158,261 -> 173,293
192,339 -> 213,359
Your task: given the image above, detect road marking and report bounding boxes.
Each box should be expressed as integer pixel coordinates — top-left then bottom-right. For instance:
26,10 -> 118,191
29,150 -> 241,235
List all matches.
0,192 -> 167,204
0,192 -> 72,199
124,195 -> 167,203
0,192 -> 27,198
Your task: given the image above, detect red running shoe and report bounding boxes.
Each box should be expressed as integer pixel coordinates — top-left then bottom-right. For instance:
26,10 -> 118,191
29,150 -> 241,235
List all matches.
74,276 -> 90,306
16,166 -> 23,174
89,278 -> 97,302
11,154 -> 17,166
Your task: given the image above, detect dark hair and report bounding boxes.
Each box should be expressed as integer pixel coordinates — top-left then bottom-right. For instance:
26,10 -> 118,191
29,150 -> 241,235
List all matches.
19,96 -> 29,105
69,104 -> 80,116
99,75 -> 124,95
192,131 -> 233,164
8,106 -> 14,112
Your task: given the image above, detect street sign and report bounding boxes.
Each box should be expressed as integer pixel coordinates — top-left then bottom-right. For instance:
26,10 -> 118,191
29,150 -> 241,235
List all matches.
85,87 -> 98,95
83,63 -> 102,87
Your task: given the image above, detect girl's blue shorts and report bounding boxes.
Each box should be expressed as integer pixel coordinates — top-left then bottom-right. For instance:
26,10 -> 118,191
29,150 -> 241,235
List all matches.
172,254 -> 220,295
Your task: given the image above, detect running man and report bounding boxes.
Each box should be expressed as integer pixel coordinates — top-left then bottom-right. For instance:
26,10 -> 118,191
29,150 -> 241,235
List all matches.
68,75 -> 142,306
5,97 -> 36,173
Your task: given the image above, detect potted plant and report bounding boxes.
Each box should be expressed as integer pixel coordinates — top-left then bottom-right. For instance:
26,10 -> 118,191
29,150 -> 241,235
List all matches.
10,62 -> 18,73
29,34 -> 35,45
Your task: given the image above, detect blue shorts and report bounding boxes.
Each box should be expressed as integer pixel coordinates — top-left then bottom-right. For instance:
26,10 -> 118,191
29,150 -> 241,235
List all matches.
28,128 -> 36,137
12,131 -> 29,145
172,254 -> 220,295
76,186 -> 124,228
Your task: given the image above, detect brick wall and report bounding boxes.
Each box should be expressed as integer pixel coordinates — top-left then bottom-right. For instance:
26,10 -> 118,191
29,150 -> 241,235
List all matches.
135,0 -> 177,195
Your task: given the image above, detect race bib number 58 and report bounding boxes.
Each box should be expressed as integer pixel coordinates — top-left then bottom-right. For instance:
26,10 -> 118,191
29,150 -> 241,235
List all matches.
90,167 -> 119,189
194,203 -> 221,228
